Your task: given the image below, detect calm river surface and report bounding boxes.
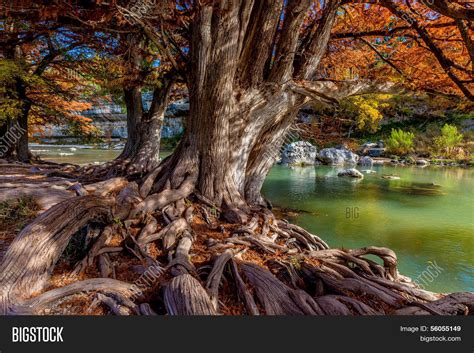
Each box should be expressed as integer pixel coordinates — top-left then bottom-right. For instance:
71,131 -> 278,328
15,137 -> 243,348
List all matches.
264,165 -> 473,293
32,144 -> 473,293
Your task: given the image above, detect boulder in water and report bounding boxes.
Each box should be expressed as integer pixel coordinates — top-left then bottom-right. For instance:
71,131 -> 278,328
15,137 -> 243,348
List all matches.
359,156 -> 374,166
318,146 -> 359,165
280,141 -> 317,166
382,175 -> 401,180
337,168 -> 364,178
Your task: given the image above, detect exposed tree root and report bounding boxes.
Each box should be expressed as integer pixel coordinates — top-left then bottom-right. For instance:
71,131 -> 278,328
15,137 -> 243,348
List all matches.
76,159 -> 134,182
229,258 -> 260,315
0,178 -> 472,316
164,274 -> 217,315
240,262 -> 323,315
11,279 -> 135,315
0,195 -> 118,313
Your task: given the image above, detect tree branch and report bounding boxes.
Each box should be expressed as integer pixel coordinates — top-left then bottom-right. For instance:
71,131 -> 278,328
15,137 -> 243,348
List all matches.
269,0 -> 313,83
381,0 -> 473,101
423,0 -> 474,21
332,21 -> 456,39
237,0 -> 282,87
296,0 -> 342,81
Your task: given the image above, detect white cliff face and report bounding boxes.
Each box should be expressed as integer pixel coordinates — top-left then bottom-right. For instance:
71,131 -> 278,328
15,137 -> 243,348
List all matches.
33,98 -> 188,140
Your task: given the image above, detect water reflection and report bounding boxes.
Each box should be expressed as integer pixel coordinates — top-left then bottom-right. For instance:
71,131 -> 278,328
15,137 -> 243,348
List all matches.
263,165 -> 474,293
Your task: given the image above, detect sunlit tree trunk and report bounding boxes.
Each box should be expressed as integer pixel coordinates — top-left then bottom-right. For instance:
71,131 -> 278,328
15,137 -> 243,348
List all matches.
150,0 -> 339,221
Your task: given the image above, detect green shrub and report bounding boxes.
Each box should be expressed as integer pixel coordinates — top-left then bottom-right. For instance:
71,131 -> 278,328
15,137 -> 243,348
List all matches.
385,129 -> 415,155
434,124 -> 463,155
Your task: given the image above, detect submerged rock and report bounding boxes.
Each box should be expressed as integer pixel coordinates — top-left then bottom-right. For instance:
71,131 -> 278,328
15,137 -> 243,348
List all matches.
318,146 -> 359,165
390,182 -> 444,196
382,175 -> 401,180
337,168 -> 364,178
280,141 -> 317,166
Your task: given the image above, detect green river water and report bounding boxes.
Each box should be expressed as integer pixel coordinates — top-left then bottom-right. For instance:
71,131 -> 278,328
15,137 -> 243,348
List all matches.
32,144 -> 473,293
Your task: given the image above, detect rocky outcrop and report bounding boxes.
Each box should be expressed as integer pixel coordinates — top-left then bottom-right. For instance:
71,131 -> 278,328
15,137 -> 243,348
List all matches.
359,156 -> 374,166
280,141 -> 317,166
33,98 -> 188,140
318,146 -> 359,165
360,141 -> 386,157
337,168 -> 364,178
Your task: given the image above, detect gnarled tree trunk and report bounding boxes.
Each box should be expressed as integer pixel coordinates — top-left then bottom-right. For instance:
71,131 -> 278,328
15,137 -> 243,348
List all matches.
126,76 -> 175,174
83,75 -> 174,178
147,0 -> 340,221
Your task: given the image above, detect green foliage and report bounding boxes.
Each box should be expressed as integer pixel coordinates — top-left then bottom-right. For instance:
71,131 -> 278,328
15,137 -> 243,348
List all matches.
448,112 -> 474,121
0,59 -> 52,123
341,94 -> 392,133
433,124 -> 470,160
113,216 -> 124,227
385,128 -> 415,155
0,60 -> 23,122
434,124 -> 464,157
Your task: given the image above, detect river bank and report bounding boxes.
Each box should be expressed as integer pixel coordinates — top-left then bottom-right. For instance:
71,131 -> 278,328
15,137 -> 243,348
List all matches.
4,144 -> 472,293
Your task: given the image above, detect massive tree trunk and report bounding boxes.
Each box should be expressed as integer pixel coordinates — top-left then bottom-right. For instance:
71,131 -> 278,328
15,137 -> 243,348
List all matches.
132,0 -> 395,210
146,0 -> 340,219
